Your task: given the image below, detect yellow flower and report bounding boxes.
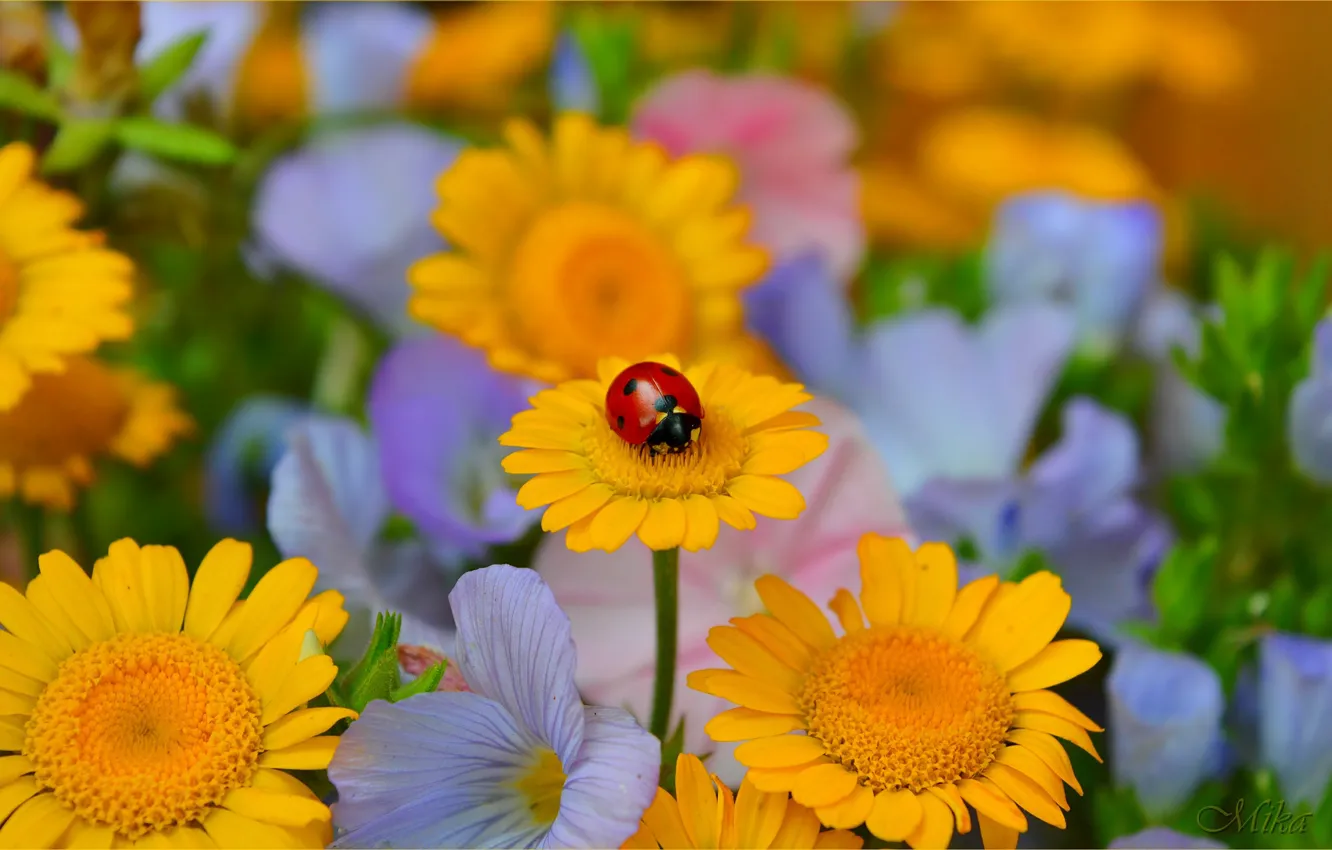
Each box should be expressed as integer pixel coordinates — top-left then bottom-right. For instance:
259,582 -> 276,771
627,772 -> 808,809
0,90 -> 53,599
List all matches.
407,113 -> 771,384
0,356 -> 192,510
231,2 -> 309,132
690,534 -> 1103,850
0,143 -> 134,411
499,354 -> 827,553
0,538 -> 353,847
622,753 -> 863,850
403,0 -> 553,113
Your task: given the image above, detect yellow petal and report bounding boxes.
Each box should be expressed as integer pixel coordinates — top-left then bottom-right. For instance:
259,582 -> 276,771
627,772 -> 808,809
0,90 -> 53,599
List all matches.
501,449 -> 587,474
257,736 -> 340,771
0,717 -> 23,751
35,550 -> 115,643
742,430 -> 829,475
957,778 -> 1028,833
753,575 -> 835,651
541,483 -> 614,532
995,746 -> 1068,810
746,762 -> 824,793
827,589 -> 864,634
23,577 -> 92,652
735,777 -> 788,849
201,808 -> 300,850
261,655 -> 339,726
1006,730 -> 1082,795
977,812 -> 1020,850
982,764 -> 1065,828
705,707 -> 805,743
769,801 -> 821,849
814,829 -> 865,849
0,628 -> 58,682
968,573 -> 1071,673
304,590 -> 348,647
0,583 -> 71,662
0,756 -> 34,785
58,819 -> 116,849
0,668 -> 44,697
1011,711 -> 1102,762
674,753 -> 718,849
815,782 -> 874,830
250,767 -> 324,800
693,670 -> 802,714
731,615 -> 814,672
865,788 -> 921,842
927,784 -> 971,834
621,822 -> 657,850
641,787 -> 693,850
680,494 -> 720,552
706,626 -> 803,693
735,735 -> 829,769
904,542 -> 957,628
711,493 -> 757,531
856,534 -> 908,627
92,539 -> 152,635
262,707 -> 358,751
183,539 -> 252,642
0,778 -> 40,826
246,607 -> 319,709
0,689 -> 34,715
904,790 -> 954,850
0,791 -> 75,848
220,786 -> 329,827
1011,690 -> 1104,731
941,575 -> 1000,641
728,475 -> 805,520
638,499 -> 687,550
565,513 -> 597,553
791,763 -> 858,809
1007,640 -> 1103,693
226,557 -> 318,663
498,424 -> 584,451
139,545 -> 190,634
589,496 -> 649,551
516,469 -> 594,509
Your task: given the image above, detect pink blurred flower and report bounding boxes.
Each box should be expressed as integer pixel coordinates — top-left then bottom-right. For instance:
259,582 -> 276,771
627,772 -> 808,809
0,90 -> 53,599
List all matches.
632,69 -> 865,284
535,400 -> 909,785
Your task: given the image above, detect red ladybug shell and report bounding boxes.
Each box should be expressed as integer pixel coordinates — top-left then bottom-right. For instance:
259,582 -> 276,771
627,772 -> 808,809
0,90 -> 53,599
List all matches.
605,362 -> 705,447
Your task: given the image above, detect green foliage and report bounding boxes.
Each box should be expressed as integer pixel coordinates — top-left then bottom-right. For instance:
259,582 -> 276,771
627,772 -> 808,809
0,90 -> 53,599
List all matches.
139,30 -> 209,105
657,716 -> 688,795
0,69 -> 62,121
41,119 -> 115,174
330,612 -> 448,713
860,250 -> 988,325
567,14 -> 639,125
1147,538 -> 1218,650
114,116 -> 238,165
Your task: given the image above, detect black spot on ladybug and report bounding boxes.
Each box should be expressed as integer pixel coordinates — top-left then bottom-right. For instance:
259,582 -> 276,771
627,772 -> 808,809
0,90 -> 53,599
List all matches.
653,394 -> 676,414
616,415 -> 625,430
660,365 -> 679,376
623,378 -> 638,396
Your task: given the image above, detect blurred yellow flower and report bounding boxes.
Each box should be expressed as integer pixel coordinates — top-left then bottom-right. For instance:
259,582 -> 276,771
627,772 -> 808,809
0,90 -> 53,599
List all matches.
0,143 -> 134,411
636,1 -> 734,67
0,357 -> 192,511
232,2 -> 309,132
403,1 -> 553,113
66,0 -> 141,111
408,113 -> 772,384
0,2 -> 48,82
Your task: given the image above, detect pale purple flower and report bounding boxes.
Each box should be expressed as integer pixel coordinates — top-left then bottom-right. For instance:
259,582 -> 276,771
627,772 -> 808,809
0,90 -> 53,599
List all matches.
1259,632 -> 1332,806
266,415 -> 457,659
549,31 -> 598,115
204,395 -> 308,535
986,191 -> 1163,356
368,334 -> 539,563
1107,644 -> 1226,819
1109,827 -> 1225,849
252,123 -> 461,333
328,566 -> 660,849
1289,319 -> 1332,484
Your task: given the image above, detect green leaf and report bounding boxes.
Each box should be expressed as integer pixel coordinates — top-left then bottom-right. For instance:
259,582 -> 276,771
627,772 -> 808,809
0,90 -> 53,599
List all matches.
390,660 -> 447,703
139,30 -> 209,105
41,119 -> 114,174
1302,584 -> 1332,638
658,716 -> 688,795
46,36 -> 74,92
1152,540 -> 1216,643
338,611 -> 405,712
113,117 -> 237,165
0,69 -> 61,121
1314,774 -> 1332,847
1008,549 -> 1052,583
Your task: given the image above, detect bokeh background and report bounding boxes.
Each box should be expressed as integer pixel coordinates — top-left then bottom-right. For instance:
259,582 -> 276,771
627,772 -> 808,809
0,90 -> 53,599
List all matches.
3,2 -> 1332,848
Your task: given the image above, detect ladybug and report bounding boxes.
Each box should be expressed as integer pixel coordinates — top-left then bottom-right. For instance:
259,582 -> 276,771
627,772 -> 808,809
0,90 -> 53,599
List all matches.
605,361 -> 705,454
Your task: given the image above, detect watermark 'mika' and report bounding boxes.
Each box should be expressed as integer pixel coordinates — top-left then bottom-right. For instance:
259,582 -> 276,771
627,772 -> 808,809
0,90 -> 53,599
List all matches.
1197,798 -> 1312,836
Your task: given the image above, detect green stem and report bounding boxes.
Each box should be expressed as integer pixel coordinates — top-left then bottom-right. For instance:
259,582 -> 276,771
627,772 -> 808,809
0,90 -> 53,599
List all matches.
649,546 -> 680,742
8,501 -> 45,585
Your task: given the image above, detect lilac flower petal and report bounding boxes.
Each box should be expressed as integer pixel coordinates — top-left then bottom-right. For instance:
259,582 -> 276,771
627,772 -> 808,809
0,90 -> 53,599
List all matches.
544,707 -> 660,850
1314,319 -> 1332,379
742,252 -> 860,401
369,334 -> 536,556
204,396 -> 308,534
1134,288 -> 1203,362
252,123 -> 461,332
1106,644 -> 1225,819
133,2 -> 262,120
450,566 -> 586,767
1259,632 -> 1332,806
1108,827 -> 1226,850
549,31 -> 599,116
1227,662 -> 1261,769
904,477 -> 1022,562
1153,362 -> 1226,475
859,304 -> 1076,495
329,691 -> 549,849
305,2 -> 430,115
1022,398 -> 1140,545
1289,376 -> 1332,485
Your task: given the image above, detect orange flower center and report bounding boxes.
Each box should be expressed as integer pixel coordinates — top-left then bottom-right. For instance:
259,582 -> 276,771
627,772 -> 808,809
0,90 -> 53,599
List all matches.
23,632 -> 263,839
800,625 -> 1013,793
507,203 -> 692,379
0,249 -> 17,323
0,357 -> 129,465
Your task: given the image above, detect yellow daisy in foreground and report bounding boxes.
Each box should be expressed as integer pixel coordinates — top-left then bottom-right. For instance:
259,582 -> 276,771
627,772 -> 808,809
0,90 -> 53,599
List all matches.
0,142 -> 135,410
499,354 -> 828,553
691,534 -> 1104,850
0,356 -> 192,510
0,538 -> 353,848
408,113 -> 771,384
623,753 -> 863,850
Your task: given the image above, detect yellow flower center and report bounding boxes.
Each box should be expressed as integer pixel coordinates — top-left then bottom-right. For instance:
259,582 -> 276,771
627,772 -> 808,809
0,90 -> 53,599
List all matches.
512,747 -> 566,827
0,249 -> 17,323
583,403 -> 747,498
23,632 -> 264,840
508,203 -> 691,378
0,357 -> 130,465
799,626 -> 1013,794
